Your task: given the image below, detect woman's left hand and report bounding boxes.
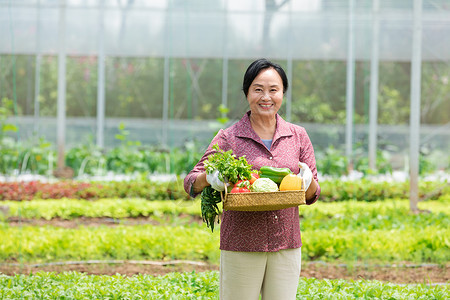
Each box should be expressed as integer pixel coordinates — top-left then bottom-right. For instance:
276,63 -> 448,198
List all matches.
297,162 -> 313,190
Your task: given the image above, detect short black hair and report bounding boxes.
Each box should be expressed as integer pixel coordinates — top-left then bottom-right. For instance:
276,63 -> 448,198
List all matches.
242,58 -> 288,97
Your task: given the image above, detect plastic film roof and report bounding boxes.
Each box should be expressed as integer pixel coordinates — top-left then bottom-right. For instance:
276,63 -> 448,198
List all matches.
0,0 -> 449,61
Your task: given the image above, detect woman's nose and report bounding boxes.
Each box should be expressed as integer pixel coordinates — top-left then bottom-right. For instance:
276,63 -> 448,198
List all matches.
261,92 -> 270,100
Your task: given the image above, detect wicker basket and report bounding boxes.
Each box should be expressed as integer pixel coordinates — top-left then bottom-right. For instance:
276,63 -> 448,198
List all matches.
221,179 -> 306,211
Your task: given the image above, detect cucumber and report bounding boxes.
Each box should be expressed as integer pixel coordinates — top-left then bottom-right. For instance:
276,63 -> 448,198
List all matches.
259,166 -> 292,184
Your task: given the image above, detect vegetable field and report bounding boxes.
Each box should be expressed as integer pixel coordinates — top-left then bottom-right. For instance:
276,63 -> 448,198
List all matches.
1,272 -> 447,299
0,180 -> 449,299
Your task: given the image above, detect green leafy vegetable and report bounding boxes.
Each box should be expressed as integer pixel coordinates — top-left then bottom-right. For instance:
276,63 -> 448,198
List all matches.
200,186 -> 222,233
250,178 -> 279,192
204,144 -> 253,184
200,145 -> 253,232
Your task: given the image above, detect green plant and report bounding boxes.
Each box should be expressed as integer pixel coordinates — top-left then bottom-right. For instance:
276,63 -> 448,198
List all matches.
0,98 -> 17,140
106,122 -> 149,174
0,98 -> 19,175
353,147 -> 393,175
0,271 -> 448,299
316,145 -> 348,176
66,136 -> 105,176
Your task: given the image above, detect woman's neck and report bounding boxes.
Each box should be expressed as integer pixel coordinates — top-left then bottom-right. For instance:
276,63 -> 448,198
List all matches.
250,113 -> 276,140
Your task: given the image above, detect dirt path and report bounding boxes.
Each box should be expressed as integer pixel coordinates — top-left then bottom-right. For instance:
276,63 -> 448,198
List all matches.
1,261 -> 448,284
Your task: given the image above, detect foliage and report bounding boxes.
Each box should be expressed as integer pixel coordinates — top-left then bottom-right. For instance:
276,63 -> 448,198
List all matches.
353,143 -> 393,175
0,179 -> 190,201
290,61 -> 347,124
1,217 -> 448,264
297,277 -> 449,299
4,198 -> 202,220
315,144 -> 440,176
1,178 -> 449,203
302,227 -> 449,263
0,98 -> 19,175
0,224 -> 220,263
0,181 -> 94,201
0,98 -> 18,138
65,137 -> 105,177
315,145 -> 348,176
2,55 -> 450,124
4,198 -> 448,227
0,120 -> 446,177
291,94 -> 348,124
200,186 -> 222,233
377,86 -> 410,124
0,271 -> 448,299
320,179 -> 450,202
204,144 -> 253,184
1,198 -> 448,265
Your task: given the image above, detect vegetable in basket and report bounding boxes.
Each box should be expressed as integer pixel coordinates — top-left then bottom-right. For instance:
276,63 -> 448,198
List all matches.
201,144 -> 254,232
204,144 -> 253,185
259,166 -> 292,185
230,180 -> 251,193
250,178 -> 279,192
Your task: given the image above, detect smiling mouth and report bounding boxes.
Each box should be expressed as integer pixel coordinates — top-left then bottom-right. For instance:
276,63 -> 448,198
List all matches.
259,103 -> 273,109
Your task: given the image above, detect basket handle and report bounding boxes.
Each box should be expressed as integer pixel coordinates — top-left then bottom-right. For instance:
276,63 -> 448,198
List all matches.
220,182 -> 227,203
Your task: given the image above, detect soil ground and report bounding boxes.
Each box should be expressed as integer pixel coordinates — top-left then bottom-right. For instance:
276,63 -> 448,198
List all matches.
2,217 -> 449,284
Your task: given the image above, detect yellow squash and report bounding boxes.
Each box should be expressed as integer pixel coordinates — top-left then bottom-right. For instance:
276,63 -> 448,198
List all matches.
279,174 -> 302,191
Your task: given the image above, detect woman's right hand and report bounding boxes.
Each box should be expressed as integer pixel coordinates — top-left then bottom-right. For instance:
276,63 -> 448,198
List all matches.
192,172 -> 209,194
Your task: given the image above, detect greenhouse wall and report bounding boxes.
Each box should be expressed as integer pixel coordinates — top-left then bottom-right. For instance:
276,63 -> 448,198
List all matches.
1,0 -> 449,172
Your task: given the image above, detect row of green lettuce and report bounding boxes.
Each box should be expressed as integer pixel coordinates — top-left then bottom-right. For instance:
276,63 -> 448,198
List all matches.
1,178 -> 449,202
0,271 -> 447,300
2,198 -> 449,228
0,223 -> 447,265
1,199 -> 448,264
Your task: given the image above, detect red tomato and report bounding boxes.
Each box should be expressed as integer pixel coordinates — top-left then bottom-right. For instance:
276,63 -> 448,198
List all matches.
234,180 -> 244,186
230,185 -> 251,193
230,187 -> 241,193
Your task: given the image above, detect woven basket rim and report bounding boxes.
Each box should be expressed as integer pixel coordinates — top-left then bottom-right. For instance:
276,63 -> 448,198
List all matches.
221,189 -> 306,211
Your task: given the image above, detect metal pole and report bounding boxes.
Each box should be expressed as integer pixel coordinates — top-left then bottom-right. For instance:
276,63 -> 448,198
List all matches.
34,0 -> 42,133
162,56 -> 169,147
56,0 -> 67,170
285,0 -> 293,122
34,54 -> 41,132
96,0 -> 105,148
345,0 -> 355,167
221,57 -> 228,112
409,0 -> 423,213
368,0 -> 380,171
221,1 -> 228,116
286,58 -> 292,122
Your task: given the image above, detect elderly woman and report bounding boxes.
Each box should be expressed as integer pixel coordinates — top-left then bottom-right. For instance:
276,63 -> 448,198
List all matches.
184,58 -> 320,300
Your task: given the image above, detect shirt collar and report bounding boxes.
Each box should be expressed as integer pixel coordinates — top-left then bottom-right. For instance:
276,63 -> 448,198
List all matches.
235,111 -> 293,141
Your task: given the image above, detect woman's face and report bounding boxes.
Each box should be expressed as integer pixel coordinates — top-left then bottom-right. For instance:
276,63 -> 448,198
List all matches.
247,68 -> 284,119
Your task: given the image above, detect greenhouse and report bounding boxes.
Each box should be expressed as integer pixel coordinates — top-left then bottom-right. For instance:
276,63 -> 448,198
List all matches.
1,1 -> 450,195
1,2 -> 450,297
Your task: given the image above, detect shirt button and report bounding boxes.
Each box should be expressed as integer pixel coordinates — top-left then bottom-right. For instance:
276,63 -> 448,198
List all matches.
274,215 -> 278,220
269,157 -> 273,160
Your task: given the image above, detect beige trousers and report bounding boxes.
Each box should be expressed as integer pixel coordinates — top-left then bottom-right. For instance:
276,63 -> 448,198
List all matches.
219,248 -> 301,300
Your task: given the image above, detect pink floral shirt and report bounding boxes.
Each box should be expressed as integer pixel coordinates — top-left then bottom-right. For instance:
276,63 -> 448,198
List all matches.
184,111 -> 320,252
